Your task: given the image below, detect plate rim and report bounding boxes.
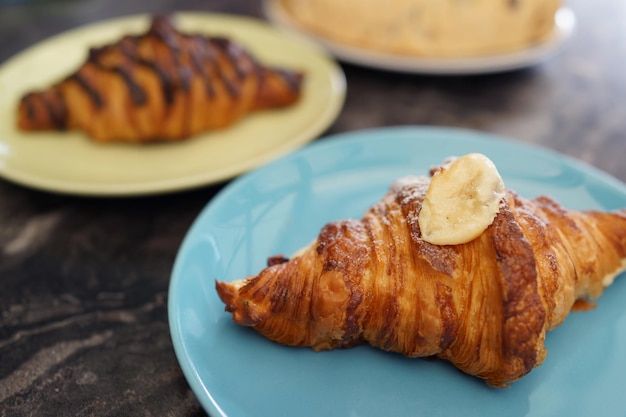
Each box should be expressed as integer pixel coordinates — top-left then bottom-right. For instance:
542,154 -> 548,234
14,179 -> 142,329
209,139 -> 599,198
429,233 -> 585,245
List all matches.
263,0 -> 576,74
168,125 -> 626,417
0,11 -> 346,196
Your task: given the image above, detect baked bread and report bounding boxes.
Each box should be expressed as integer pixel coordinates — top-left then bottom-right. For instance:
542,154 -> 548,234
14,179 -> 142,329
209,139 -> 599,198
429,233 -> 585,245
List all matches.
17,15 -> 304,143
280,0 -> 561,57
216,157 -> 626,387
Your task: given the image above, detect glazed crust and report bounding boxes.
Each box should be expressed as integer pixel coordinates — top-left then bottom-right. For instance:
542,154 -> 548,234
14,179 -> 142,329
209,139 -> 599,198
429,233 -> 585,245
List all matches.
216,176 -> 626,387
17,15 -> 304,143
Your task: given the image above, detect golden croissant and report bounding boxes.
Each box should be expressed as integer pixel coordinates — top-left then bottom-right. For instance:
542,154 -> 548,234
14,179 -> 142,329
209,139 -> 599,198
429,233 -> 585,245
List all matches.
17,15 -> 304,143
216,167 -> 626,387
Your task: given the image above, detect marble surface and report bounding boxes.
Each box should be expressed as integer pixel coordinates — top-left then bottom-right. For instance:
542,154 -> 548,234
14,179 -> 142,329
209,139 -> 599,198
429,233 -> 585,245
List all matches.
0,0 -> 625,416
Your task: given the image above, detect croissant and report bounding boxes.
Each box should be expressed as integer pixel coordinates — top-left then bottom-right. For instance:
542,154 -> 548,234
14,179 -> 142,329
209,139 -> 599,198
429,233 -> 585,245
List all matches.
17,15 -> 304,143
216,170 -> 626,387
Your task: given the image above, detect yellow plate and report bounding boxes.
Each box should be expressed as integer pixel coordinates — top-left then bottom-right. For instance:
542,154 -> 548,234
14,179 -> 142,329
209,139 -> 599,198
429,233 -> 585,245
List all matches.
0,12 -> 346,196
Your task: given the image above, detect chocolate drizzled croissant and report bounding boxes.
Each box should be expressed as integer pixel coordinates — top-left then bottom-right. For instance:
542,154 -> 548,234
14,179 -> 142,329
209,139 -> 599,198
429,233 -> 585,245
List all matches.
17,15 -> 304,143
216,175 -> 626,387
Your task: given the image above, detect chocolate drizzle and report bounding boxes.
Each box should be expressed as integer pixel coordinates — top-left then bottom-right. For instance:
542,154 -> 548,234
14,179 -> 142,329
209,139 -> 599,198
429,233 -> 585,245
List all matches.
149,15 -> 193,94
113,66 -> 147,106
188,38 -> 215,98
141,59 -> 176,105
149,15 -> 180,51
21,91 -> 67,129
209,38 -> 242,97
273,68 -> 304,93
48,89 -> 68,129
212,37 -> 246,80
68,71 -> 103,108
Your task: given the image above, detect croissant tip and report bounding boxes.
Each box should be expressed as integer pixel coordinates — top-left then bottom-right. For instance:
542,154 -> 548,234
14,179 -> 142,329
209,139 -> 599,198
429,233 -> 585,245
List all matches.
215,280 -> 235,307
215,279 -> 266,327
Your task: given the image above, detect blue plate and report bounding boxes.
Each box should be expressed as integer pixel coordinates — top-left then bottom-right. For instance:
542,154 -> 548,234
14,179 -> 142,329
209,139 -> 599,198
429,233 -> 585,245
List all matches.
169,126 -> 626,417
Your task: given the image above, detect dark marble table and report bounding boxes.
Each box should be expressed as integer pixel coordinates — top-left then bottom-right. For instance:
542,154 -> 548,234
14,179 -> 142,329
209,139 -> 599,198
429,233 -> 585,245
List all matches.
1,0 -> 624,416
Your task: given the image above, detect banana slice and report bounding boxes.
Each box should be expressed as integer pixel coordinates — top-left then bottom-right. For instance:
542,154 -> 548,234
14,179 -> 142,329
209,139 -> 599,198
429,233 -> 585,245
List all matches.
418,153 -> 505,245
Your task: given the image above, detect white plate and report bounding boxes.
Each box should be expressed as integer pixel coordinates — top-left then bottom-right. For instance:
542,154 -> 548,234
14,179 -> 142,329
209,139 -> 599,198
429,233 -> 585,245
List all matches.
0,12 -> 345,196
263,0 -> 576,74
